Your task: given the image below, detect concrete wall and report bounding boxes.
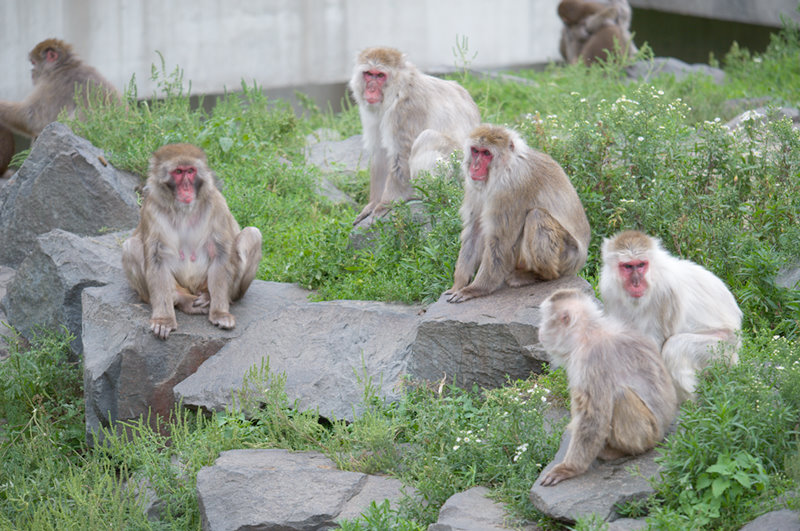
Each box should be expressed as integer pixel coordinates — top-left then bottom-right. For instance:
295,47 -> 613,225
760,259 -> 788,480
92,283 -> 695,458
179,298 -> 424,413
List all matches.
0,0 -> 562,102
629,0 -> 800,27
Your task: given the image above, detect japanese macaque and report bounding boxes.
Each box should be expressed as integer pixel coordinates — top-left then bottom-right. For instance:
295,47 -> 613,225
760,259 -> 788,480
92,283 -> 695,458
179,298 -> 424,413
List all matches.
445,125 -> 590,303
0,38 -> 119,141
349,46 -> 481,226
599,231 -> 742,401
558,0 -> 636,66
122,144 -> 262,340
538,289 -> 678,486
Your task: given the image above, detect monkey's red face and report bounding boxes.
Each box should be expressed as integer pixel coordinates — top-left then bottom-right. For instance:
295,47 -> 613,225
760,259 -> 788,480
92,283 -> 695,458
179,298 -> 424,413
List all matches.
619,259 -> 649,298
469,147 -> 493,181
362,70 -> 387,104
171,165 -> 197,204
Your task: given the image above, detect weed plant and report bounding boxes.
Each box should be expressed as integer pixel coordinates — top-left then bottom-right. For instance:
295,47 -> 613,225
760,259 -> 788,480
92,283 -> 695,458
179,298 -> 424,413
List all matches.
0,17 -> 798,531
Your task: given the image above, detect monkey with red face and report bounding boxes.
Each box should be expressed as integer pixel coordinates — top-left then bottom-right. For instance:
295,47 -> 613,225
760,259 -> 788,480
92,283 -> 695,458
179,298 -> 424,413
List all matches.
349,47 -> 481,226
599,230 -> 742,401
122,144 -> 262,340
445,124 -> 591,303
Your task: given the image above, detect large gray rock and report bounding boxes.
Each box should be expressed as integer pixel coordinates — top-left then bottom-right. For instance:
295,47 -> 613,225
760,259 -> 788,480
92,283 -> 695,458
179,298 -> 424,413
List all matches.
626,57 -> 725,84
530,430 -> 662,523
82,280 -> 307,444
0,265 -> 16,359
411,276 -> 593,389
305,132 -> 368,175
0,122 -> 140,267
739,509 -> 800,531
428,486 -> 535,531
196,449 -> 408,531
174,294 -> 423,421
2,229 -> 127,353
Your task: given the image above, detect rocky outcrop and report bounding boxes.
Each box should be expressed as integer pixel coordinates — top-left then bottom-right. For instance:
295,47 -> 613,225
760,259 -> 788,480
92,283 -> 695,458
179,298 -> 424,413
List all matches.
530,430 -> 661,524
428,486 -> 537,531
196,449 -> 410,531
626,57 -> 725,84
0,122 -> 139,267
2,229 -> 127,353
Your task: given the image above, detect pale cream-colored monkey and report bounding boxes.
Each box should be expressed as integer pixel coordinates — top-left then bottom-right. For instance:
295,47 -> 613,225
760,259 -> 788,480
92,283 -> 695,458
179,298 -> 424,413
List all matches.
348,46 -> 481,226
445,125 -> 590,303
538,289 -> 678,486
599,231 -> 742,401
122,144 -> 262,340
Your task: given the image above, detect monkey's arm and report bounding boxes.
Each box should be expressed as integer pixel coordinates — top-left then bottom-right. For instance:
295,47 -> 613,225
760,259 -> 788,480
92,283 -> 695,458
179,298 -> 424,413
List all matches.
144,239 -> 179,340
206,232 -> 235,329
446,220 -> 483,295
541,388 -> 612,486
0,101 -> 38,137
447,235 -> 512,303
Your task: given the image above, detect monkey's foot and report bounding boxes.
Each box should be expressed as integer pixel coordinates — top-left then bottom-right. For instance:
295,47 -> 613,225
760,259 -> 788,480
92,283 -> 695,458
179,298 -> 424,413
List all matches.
210,311 -> 235,330
150,317 -> 178,340
177,292 -> 210,314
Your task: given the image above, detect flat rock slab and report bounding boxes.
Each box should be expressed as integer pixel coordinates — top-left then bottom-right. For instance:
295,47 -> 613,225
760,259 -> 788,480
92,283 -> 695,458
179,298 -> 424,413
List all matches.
82,280 -> 309,443
740,509 -> 800,531
4,229 -> 127,353
305,133 -> 368,174
196,449 -> 408,531
411,276 -> 594,388
174,295 -> 423,421
428,486 -> 537,531
530,430 -> 661,523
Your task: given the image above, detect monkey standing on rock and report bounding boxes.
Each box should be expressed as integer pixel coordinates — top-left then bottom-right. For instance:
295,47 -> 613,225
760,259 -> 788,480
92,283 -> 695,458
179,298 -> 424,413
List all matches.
122,144 -> 263,340
0,38 -> 120,176
537,289 -> 678,486
349,46 -> 481,226
445,124 -> 590,303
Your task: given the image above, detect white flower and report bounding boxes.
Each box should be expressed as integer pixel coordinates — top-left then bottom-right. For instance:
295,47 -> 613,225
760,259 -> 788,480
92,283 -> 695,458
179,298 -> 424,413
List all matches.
453,445 -> 460,451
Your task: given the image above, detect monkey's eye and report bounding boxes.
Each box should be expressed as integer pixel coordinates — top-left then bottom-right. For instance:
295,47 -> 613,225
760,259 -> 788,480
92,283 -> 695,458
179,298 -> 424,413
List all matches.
376,72 -> 386,79
471,147 -> 479,156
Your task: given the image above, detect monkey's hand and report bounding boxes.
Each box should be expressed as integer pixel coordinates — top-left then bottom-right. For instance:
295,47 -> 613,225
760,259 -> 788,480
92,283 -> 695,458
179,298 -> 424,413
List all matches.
150,316 -> 178,340
210,310 -> 236,330
540,463 -> 575,487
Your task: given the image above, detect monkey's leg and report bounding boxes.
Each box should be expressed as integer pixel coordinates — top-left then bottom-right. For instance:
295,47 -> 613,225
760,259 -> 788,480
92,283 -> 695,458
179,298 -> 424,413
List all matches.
354,150 -> 390,225
230,226 -> 263,301
0,101 -> 38,137
121,235 -> 150,304
662,330 -> 738,401
409,129 -> 458,179
207,258 -> 235,330
604,387 -> 660,457
517,207 -> 582,280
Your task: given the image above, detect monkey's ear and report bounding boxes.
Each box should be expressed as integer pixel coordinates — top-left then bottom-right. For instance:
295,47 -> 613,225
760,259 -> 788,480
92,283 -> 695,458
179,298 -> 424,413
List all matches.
559,309 -> 571,327
45,50 -> 59,62
509,140 -> 515,152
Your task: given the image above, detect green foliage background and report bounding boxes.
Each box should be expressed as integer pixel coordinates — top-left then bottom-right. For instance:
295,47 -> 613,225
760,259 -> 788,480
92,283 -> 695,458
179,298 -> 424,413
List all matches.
0,19 -> 799,531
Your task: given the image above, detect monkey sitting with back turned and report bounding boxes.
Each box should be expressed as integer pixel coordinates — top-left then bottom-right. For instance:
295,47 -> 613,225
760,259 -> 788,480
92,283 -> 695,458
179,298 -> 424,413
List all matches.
537,289 -> 678,486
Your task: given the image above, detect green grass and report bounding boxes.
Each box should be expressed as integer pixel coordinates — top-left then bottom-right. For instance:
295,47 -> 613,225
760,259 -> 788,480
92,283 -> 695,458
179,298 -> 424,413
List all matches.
1,19 -> 799,531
